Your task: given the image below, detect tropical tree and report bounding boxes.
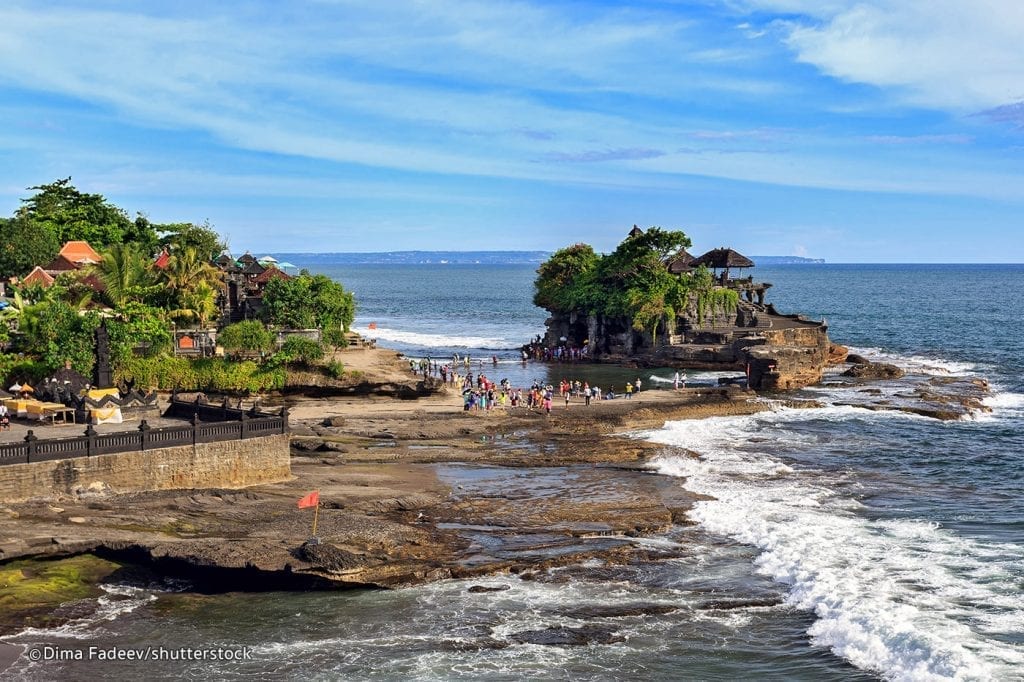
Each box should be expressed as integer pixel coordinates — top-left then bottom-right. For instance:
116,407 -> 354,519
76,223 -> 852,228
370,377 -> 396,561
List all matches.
261,274 -> 355,333
18,177 -> 137,248
159,246 -> 222,325
0,214 -> 60,279
218,320 -> 275,359
90,242 -> 159,308
158,220 -> 226,260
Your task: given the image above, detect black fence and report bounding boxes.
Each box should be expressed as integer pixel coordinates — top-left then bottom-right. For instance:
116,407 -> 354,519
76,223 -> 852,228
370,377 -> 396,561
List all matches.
0,399 -> 288,467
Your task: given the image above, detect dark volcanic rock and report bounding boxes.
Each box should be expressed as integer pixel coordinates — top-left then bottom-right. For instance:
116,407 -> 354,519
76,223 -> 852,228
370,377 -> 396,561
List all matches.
322,416 -> 347,427
509,624 -> 624,646
297,541 -> 362,572
843,362 -> 905,379
467,584 -> 511,593
560,603 -> 680,619
291,438 -> 325,452
846,353 -> 870,365
699,597 -> 783,610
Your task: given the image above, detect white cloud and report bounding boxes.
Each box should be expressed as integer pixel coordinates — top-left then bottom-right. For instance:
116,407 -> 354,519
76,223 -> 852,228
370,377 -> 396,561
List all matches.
752,0 -> 1024,110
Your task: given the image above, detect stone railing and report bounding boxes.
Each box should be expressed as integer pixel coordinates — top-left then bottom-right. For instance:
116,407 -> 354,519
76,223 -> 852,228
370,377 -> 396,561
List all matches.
0,399 -> 288,467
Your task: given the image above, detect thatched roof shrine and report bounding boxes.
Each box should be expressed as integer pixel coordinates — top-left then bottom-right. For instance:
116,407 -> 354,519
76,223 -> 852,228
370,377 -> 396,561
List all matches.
666,249 -> 696,274
692,247 -> 755,270
628,225 -> 644,238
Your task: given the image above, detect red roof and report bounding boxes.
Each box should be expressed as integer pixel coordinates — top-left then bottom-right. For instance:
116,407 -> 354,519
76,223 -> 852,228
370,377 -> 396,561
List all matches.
254,266 -> 291,284
153,249 -> 171,270
58,241 -> 102,264
43,254 -> 82,273
22,266 -> 55,287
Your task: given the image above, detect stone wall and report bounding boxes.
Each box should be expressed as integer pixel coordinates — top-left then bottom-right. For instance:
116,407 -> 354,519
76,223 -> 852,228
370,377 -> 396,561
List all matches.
0,433 -> 291,503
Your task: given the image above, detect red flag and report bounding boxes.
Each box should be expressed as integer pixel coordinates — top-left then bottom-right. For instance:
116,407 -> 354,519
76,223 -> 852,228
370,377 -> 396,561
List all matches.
297,491 -> 319,509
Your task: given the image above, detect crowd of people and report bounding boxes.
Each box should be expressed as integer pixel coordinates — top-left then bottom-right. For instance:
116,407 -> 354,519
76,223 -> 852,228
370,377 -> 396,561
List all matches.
407,354 -> 687,416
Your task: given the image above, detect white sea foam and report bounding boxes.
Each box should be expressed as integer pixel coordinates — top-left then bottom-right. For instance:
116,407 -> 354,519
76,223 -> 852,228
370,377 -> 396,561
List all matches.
644,407 -> 1024,681
4,584 -> 156,641
847,346 -> 979,376
362,326 -> 516,350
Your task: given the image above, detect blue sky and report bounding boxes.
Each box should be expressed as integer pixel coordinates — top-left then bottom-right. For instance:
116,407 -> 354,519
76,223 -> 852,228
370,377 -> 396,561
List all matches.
1,1 -> 1022,262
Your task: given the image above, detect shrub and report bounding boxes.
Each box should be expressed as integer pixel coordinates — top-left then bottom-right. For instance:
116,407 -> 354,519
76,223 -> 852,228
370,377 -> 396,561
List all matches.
218,321 -> 274,359
280,336 -> 324,365
324,359 -> 345,379
116,356 -> 285,393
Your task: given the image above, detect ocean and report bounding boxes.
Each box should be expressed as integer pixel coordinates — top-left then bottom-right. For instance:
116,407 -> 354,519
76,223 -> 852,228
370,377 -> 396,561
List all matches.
3,263 -> 1022,681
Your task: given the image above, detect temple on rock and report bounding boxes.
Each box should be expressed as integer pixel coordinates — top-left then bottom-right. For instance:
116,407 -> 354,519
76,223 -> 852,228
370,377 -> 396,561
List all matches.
537,226 -> 835,390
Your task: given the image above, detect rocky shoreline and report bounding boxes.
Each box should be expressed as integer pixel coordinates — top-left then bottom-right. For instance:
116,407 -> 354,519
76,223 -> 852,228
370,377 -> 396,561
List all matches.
0,345 -> 991,637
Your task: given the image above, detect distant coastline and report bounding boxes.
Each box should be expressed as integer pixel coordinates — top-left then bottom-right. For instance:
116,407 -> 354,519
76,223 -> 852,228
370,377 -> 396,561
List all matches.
274,251 -> 824,265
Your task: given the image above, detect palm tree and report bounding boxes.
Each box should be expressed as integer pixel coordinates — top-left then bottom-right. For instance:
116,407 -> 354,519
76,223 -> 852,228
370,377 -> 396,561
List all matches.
90,242 -> 158,308
161,246 -> 223,327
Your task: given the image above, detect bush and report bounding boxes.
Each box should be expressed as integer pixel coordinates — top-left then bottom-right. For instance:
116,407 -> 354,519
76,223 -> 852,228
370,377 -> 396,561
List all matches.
217,321 -> 275,359
116,356 -> 285,393
280,336 -> 324,365
322,326 -> 348,350
324,359 -> 345,379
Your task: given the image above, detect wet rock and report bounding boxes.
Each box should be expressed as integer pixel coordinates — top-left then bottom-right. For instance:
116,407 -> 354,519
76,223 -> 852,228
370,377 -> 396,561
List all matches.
67,517 -> 86,524
560,603 -> 680,619
319,441 -> 349,453
291,438 -> 324,452
467,584 -> 511,593
322,416 -> 346,427
509,624 -> 624,646
843,362 -> 905,380
699,597 -> 783,610
439,638 -> 510,652
846,353 -> 870,365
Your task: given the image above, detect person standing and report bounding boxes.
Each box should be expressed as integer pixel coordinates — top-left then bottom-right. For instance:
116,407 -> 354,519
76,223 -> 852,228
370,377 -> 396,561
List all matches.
625,382 -> 633,399
635,377 -> 642,393
673,371 -> 680,391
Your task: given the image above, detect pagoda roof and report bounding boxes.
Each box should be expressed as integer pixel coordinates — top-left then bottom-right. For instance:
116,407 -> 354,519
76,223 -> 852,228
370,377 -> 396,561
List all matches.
242,260 -> 266,276
628,225 -> 644,238
692,247 -> 755,269
22,266 -> 55,287
254,266 -> 291,284
58,240 -> 102,265
43,254 -> 82,273
666,249 -> 696,274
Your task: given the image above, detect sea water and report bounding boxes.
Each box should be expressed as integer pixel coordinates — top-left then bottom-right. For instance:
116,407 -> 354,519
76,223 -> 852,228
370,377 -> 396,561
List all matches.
2,264 -> 1022,681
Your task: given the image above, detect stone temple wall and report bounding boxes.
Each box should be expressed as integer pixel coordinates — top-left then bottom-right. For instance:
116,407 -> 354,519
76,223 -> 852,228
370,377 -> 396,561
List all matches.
0,434 -> 291,503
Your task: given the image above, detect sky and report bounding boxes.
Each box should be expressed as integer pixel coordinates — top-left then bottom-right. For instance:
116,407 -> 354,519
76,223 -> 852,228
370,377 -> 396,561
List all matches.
0,1 -> 1022,262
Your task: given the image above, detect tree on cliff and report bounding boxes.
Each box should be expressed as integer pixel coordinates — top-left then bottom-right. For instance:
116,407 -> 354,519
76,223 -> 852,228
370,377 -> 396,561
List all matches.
261,274 -> 356,334
534,227 -> 724,346
18,178 -> 146,248
533,243 -> 599,313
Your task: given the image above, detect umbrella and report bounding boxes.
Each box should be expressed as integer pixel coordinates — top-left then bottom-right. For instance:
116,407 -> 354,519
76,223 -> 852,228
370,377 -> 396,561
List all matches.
8,383 -> 21,392
276,261 -> 297,270
20,384 -> 34,393
257,255 -> 279,264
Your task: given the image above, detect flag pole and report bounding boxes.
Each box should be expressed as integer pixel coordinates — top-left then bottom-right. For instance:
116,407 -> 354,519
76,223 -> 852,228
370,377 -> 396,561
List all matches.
311,493 -> 320,537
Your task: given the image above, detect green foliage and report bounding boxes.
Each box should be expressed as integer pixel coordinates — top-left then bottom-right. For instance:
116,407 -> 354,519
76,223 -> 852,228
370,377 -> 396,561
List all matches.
116,356 -> 285,392
156,220 -> 225,261
158,245 -> 222,326
261,274 -> 356,333
280,336 -> 325,365
321,326 -> 349,351
534,228 -> 740,344
106,303 -> 173,362
0,354 -> 50,386
12,300 -> 100,375
218,321 -> 275,358
19,178 -> 134,248
89,242 -> 160,308
324,359 -> 345,379
0,214 -> 60,279
533,243 -> 598,313
695,287 -> 740,326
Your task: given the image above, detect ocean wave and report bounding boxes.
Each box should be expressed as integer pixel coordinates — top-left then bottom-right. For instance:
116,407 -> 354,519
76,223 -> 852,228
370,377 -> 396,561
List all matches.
362,326 -> 518,350
4,584 -> 156,642
644,408 -> 1024,680
846,346 -> 979,376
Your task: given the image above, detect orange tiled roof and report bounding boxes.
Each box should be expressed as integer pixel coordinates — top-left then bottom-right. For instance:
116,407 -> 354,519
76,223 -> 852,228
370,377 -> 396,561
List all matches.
58,241 -> 102,265
22,266 -> 55,287
43,254 -> 82,273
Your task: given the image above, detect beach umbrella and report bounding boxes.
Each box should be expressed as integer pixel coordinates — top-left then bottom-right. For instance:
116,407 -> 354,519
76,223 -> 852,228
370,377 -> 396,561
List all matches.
276,261 -> 297,270
20,384 -> 34,393
8,383 -> 21,392
257,255 -> 279,264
